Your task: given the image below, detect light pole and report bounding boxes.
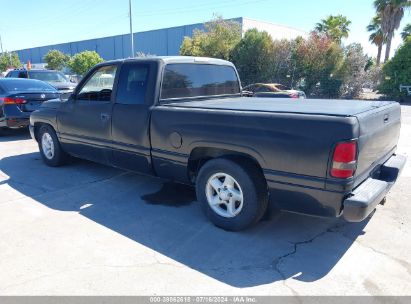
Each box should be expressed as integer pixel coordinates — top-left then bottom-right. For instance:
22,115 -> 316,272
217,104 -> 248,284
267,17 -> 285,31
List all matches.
129,0 -> 134,58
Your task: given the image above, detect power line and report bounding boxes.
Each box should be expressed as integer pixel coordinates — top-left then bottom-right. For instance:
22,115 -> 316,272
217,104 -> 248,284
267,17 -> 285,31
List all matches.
133,0 -> 270,17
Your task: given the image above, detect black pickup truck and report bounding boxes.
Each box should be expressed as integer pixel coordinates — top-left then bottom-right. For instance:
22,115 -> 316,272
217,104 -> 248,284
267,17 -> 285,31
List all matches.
29,56 -> 406,231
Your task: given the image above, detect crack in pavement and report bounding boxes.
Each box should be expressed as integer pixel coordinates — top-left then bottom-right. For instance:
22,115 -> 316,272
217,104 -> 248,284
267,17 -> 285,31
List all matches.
271,217 -> 411,290
270,221 -> 349,296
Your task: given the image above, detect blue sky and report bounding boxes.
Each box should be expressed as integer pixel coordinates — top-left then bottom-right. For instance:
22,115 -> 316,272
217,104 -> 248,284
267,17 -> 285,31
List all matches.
1,0 -> 410,58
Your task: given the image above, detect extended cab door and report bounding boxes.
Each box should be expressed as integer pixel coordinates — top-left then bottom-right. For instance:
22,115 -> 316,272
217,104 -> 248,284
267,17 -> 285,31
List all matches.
57,64 -> 118,164
110,61 -> 158,174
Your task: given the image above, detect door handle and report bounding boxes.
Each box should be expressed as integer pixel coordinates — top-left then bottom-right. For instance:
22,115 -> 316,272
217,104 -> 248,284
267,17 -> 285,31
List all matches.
101,113 -> 110,121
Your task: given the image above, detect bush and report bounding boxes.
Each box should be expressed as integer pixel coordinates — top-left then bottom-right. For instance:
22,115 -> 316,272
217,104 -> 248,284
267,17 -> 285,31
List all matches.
180,16 -> 241,60
0,52 -> 22,72
379,38 -> 411,99
44,50 -> 70,70
294,33 -> 345,98
340,43 -> 369,99
68,51 -> 104,76
230,29 -> 275,85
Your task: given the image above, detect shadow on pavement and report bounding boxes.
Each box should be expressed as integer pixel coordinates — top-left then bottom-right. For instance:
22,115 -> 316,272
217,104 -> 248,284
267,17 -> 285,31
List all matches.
0,152 -> 370,287
0,128 -> 31,142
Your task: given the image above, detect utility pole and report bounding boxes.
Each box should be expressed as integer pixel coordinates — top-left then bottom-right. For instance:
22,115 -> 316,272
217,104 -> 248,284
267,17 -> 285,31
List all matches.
129,0 -> 134,58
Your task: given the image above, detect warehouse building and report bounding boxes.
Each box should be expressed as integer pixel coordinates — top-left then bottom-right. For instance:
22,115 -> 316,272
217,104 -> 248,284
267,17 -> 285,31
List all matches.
15,17 -> 307,64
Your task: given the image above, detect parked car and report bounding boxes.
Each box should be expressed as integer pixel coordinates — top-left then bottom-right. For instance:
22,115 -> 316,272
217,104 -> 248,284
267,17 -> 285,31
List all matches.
243,83 -> 306,99
0,78 -> 60,130
6,69 -> 76,100
29,57 -> 405,231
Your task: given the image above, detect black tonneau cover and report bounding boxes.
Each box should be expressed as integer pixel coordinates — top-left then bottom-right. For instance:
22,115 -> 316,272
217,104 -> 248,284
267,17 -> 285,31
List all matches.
168,97 -> 396,117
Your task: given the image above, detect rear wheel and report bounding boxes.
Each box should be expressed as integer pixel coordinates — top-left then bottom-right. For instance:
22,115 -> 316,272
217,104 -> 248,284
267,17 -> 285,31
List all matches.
196,158 -> 268,231
38,125 -> 67,167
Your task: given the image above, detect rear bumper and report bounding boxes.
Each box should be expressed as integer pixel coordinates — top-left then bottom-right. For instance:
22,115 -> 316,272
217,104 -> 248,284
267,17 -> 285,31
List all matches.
1,105 -> 30,128
343,154 -> 406,222
1,117 -> 30,128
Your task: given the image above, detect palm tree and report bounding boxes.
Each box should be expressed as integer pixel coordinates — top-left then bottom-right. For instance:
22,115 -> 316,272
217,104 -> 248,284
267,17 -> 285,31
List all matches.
315,15 -> 351,44
374,0 -> 411,62
401,23 -> 411,40
367,16 -> 385,66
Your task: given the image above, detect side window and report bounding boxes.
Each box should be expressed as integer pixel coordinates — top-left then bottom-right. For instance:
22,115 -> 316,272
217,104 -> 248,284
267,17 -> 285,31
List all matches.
77,65 -> 117,102
6,71 -> 18,78
256,86 -> 271,93
18,72 -> 28,78
116,64 -> 149,104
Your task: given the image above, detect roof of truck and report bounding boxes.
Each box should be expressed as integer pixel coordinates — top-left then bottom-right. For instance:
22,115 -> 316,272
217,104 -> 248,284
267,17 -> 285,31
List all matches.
103,56 -> 234,66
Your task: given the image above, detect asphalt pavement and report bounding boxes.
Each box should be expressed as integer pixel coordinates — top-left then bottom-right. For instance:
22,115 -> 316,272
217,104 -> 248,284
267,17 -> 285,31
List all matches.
0,105 -> 410,295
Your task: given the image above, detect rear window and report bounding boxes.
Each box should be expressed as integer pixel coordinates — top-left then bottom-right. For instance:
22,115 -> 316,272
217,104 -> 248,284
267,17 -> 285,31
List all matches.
1,80 -> 56,92
160,63 -> 240,100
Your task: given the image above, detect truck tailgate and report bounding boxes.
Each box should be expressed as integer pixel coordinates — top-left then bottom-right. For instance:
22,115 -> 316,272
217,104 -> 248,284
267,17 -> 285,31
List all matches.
355,102 -> 401,186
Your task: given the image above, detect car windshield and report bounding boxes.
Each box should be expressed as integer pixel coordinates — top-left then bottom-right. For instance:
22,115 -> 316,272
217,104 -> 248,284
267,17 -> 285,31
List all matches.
1,80 -> 56,92
28,71 -> 69,83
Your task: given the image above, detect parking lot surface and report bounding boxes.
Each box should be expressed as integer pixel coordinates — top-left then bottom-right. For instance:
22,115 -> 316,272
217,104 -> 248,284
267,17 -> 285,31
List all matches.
0,105 -> 410,296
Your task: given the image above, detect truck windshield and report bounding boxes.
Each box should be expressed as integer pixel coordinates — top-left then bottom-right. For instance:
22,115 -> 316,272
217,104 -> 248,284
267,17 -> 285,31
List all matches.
160,64 -> 240,100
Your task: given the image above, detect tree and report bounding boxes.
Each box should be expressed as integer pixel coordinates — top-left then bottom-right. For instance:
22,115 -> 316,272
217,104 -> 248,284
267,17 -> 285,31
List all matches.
314,15 -> 351,44
0,52 -> 22,72
340,43 -> 370,99
43,50 -> 70,70
374,0 -> 411,62
230,29 -> 274,85
270,39 -> 299,87
379,37 -> 411,98
367,15 -> 385,66
180,16 -> 241,60
294,33 -> 345,98
401,23 -> 411,41
67,51 -> 104,76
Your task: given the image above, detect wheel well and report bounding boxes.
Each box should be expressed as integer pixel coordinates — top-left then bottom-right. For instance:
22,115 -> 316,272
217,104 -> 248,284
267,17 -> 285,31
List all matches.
187,147 -> 264,183
33,122 -> 54,142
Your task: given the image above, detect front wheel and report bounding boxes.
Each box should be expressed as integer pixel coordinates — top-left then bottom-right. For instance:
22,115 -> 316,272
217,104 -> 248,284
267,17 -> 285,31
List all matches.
196,158 -> 268,231
38,125 -> 67,167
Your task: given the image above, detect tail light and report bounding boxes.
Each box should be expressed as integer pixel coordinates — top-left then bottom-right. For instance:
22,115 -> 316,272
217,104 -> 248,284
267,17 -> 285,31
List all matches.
330,141 -> 357,178
290,93 -> 298,99
0,97 -> 26,104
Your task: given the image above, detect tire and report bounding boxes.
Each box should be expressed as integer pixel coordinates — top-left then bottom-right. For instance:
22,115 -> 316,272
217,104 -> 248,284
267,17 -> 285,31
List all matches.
196,158 -> 268,231
38,125 -> 68,167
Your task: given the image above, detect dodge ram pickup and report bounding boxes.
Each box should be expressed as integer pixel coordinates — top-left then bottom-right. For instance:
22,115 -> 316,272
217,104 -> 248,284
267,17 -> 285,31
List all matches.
29,56 -> 406,231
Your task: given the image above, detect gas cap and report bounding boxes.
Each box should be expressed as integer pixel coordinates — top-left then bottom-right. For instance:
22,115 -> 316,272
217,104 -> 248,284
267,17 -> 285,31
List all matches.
169,132 -> 183,149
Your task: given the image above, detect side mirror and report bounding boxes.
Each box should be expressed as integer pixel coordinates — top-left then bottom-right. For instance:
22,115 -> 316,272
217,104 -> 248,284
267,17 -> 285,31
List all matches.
67,93 -> 76,102
242,90 -> 253,97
